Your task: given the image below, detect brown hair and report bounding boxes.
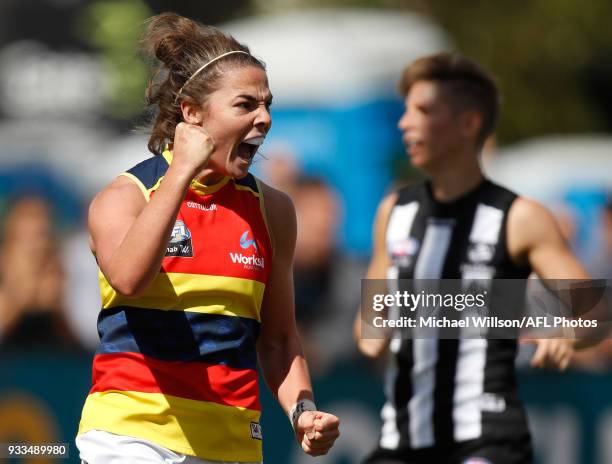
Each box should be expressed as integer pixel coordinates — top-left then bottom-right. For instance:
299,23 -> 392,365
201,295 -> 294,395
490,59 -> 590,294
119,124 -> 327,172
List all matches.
141,13 -> 265,155
398,52 -> 499,147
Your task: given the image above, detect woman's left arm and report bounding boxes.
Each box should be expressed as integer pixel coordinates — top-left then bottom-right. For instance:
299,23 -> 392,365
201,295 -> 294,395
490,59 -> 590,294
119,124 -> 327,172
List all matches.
257,183 -> 340,456
508,197 -> 602,368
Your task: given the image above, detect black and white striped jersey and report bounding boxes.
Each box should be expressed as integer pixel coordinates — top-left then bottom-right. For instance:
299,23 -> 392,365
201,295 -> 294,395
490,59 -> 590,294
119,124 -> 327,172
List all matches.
379,179 -> 532,451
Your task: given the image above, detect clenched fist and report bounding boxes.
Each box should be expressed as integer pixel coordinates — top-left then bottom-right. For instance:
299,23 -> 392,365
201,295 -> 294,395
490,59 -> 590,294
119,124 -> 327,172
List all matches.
296,411 -> 340,457
172,122 -> 215,175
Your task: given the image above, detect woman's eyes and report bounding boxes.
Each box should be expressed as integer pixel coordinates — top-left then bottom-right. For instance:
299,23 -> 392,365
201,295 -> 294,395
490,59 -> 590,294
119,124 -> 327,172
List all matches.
236,101 -> 272,111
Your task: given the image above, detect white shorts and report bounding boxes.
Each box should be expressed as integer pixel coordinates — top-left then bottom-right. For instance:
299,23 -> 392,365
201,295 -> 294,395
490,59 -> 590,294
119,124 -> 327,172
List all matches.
76,430 -> 263,464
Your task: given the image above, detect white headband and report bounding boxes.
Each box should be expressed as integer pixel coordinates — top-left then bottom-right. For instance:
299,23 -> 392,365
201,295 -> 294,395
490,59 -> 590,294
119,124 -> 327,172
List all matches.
175,50 -> 251,101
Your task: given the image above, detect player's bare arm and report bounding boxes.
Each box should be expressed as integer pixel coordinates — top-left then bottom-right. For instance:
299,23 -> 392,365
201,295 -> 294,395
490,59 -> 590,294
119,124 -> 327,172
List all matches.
507,197 -> 589,279
507,197 -> 596,369
353,191 -> 398,358
257,182 -> 340,456
89,123 -> 214,297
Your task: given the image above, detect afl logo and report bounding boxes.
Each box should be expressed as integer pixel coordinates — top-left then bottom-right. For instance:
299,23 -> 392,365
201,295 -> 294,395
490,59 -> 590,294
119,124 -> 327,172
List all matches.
170,220 -> 191,243
390,237 -> 419,267
166,220 -> 193,257
467,242 -> 495,264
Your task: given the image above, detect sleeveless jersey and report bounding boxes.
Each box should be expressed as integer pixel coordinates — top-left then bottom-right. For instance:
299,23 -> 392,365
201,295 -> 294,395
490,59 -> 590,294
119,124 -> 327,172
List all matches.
379,179 -> 532,451
78,149 -> 272,462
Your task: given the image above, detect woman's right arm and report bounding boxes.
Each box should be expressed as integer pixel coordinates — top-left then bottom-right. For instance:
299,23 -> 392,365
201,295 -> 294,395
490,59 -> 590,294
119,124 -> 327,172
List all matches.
89,123 -> 213,297
353,192 -> 397,358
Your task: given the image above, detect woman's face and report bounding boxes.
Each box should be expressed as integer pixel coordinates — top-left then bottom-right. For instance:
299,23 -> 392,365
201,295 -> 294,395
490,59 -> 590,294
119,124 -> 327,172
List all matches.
397,80 -> 465,171
195,65 -> 272,180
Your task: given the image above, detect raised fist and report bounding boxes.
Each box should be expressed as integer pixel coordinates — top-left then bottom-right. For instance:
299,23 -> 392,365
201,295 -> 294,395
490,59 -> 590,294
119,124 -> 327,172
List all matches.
172,122 -> 216,174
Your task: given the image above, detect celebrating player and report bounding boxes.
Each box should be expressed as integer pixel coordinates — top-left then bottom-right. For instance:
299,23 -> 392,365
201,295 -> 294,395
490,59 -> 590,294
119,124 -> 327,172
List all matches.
76,12 -> 339,464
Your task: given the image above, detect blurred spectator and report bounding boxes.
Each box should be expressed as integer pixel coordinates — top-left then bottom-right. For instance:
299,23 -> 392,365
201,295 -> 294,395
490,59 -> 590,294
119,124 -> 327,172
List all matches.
569,196 -> 612,371
0,195 -> 82,351
260,147 -> 365,370
293,176 -> 341,326
591,195 -> 612,279
292,175 -> 369,372
62,226 -> 104,350
258,142 -> 301,198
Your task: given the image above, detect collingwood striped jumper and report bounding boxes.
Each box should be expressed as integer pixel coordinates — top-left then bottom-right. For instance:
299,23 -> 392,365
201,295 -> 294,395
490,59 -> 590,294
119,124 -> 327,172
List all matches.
379,179 -> 532,451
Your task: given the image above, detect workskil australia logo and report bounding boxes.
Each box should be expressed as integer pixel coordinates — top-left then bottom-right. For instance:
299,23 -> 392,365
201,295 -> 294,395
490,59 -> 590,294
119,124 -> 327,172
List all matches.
166,220 -> 193,257
239,230 -> 258,251
230,230 -> 264,269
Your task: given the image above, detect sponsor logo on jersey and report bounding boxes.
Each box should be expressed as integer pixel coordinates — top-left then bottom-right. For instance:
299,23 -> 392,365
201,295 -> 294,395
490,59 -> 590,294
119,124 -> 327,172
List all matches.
229,230 -> 264,269
250,421 -> 263,440
229,252 -> 265,269
460,263 -> 495,279
166,219 -> 193,257
467,242 -> 495,264
240,230 -> 258,251
390,237 -> 420,268
186,201 -> 217,212
480,392 -> 506,413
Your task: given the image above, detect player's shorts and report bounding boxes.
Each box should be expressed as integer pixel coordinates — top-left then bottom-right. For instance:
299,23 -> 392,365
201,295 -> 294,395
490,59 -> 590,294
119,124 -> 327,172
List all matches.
362,433 -> 533,464
76,430 -> 264,464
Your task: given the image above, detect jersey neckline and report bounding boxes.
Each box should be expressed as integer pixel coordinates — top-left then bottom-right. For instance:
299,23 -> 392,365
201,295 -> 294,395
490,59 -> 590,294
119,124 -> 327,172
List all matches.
162,147 -> 231,195
424,178 -> 491,212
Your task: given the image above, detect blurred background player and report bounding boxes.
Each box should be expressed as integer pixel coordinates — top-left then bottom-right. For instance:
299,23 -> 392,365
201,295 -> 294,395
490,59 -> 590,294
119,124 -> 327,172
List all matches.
75,13 -> 339,463
354,53 -> 595,464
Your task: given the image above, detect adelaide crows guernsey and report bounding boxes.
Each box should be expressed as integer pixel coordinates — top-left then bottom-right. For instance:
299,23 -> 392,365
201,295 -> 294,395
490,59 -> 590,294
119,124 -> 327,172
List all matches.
78,149 -> 272,462
379,179 -> 532,451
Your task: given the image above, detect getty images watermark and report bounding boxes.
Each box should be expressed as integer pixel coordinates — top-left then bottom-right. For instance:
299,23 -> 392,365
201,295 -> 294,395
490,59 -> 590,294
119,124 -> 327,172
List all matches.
360,279 -> 612,340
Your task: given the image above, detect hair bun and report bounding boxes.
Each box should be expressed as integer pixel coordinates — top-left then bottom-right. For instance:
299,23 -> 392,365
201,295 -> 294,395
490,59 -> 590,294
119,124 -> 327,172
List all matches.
141,12 -> 263,155
143,12 -> 199,67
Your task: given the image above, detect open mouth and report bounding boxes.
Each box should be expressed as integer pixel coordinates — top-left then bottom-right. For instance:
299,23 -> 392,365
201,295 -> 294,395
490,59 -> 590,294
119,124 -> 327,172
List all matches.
404,139 -> 424,152
237,136 -> 265,161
